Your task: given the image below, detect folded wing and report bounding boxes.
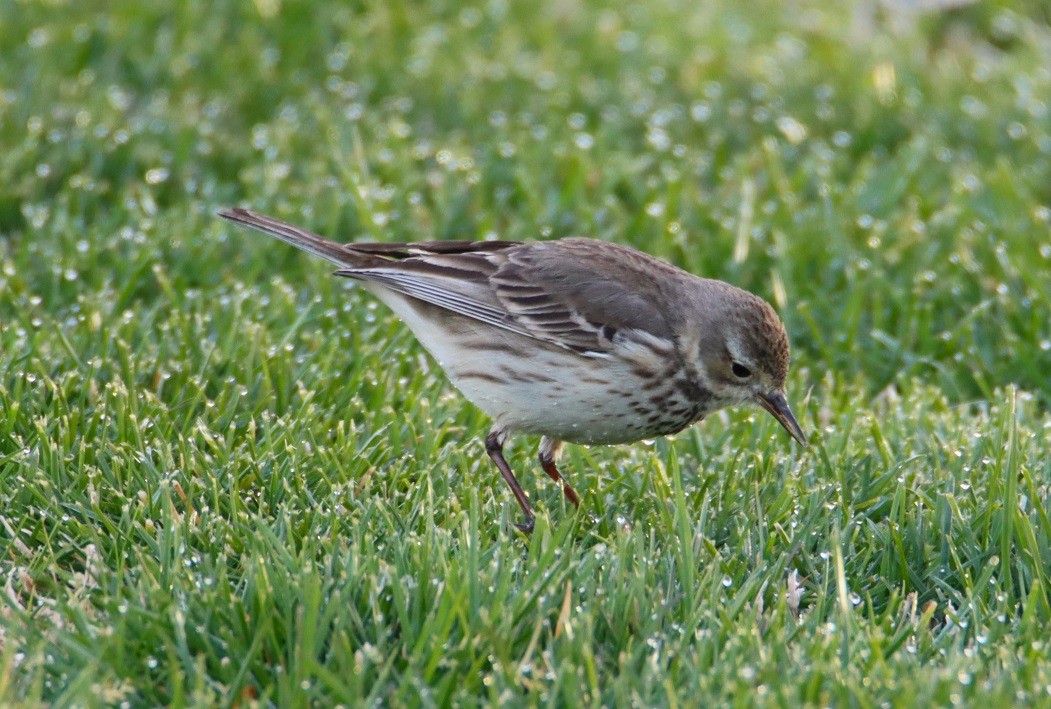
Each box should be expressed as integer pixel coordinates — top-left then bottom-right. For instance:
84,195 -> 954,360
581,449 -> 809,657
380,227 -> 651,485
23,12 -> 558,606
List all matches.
339,238 -> 676,357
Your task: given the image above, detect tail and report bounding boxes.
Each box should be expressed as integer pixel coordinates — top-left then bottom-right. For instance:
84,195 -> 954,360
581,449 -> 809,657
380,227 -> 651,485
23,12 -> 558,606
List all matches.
218,207 -> 376,267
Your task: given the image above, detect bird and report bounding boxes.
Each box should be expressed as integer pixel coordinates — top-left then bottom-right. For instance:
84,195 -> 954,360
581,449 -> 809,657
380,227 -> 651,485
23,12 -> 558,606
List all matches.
218,207 -> 807,532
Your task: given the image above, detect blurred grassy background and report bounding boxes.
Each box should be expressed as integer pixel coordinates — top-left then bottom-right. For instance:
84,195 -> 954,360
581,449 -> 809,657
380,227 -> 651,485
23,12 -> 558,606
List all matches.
1,0 -> 1050,704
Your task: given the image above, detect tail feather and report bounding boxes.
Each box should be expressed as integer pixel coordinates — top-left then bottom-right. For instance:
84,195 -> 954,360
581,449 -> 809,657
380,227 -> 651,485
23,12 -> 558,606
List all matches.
220,208 -> 522,267
217,207 -> 378,267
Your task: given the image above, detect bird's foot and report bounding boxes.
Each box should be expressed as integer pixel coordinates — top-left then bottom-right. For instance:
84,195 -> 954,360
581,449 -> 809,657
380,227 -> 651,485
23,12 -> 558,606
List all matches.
513,519 -> 535,534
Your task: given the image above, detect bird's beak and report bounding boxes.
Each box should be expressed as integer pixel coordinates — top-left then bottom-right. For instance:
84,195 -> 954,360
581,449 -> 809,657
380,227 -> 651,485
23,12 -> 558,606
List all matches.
756,391 -> 807,446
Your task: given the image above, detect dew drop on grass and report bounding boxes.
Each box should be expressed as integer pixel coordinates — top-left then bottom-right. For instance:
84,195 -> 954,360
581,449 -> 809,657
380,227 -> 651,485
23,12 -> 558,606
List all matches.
617,31 -> 639,52
28,27 -> 50,48
573,132 -> 594,150
647,128 -> 670,151
1006,122 -> 1026,140
721,576 -> 732,588
690,102 -> 711,122
645,202 -> 665,218
145,167 -> 169,184
776,116 -> 806,144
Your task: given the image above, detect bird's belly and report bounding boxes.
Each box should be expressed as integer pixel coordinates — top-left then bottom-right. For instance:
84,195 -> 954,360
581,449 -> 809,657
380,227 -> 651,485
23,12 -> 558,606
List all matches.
454,367 -> 703,445
451,358 -> 659,444
371,288 -> 706,444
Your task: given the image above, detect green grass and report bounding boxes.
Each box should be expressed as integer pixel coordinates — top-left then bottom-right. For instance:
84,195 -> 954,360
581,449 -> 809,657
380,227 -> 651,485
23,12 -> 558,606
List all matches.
2,0 -> 1051,704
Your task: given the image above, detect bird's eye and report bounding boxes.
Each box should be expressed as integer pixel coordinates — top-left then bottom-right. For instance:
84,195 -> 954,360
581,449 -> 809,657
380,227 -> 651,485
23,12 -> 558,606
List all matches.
731,362 -> 752,378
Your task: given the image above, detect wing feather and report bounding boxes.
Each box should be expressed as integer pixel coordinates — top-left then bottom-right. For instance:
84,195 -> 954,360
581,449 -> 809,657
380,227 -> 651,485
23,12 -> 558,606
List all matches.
335,264 -> 544,344
489,240 -> 677,354
337,238 -> 679,358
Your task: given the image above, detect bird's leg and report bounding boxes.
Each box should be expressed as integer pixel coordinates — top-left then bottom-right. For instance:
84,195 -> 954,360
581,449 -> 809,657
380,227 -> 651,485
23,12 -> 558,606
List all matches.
485,429 -> 535,533
538,437 -> 580,507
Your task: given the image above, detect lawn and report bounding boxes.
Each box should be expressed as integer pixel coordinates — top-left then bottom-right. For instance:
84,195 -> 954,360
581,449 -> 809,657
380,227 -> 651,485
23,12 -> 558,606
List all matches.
2,0 -> 1051,704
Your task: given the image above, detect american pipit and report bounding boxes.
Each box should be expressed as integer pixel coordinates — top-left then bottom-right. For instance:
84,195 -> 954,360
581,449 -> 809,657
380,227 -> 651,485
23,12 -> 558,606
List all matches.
219,208 -> 806,532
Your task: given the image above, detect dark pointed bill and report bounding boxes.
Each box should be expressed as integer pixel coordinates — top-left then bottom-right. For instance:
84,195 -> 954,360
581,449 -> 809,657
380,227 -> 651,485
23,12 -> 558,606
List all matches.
756,391 -> 807,446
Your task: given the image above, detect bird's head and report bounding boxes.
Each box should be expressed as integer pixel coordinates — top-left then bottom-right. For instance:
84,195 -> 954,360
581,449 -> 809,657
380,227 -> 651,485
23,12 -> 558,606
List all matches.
683,283 -> 807,446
